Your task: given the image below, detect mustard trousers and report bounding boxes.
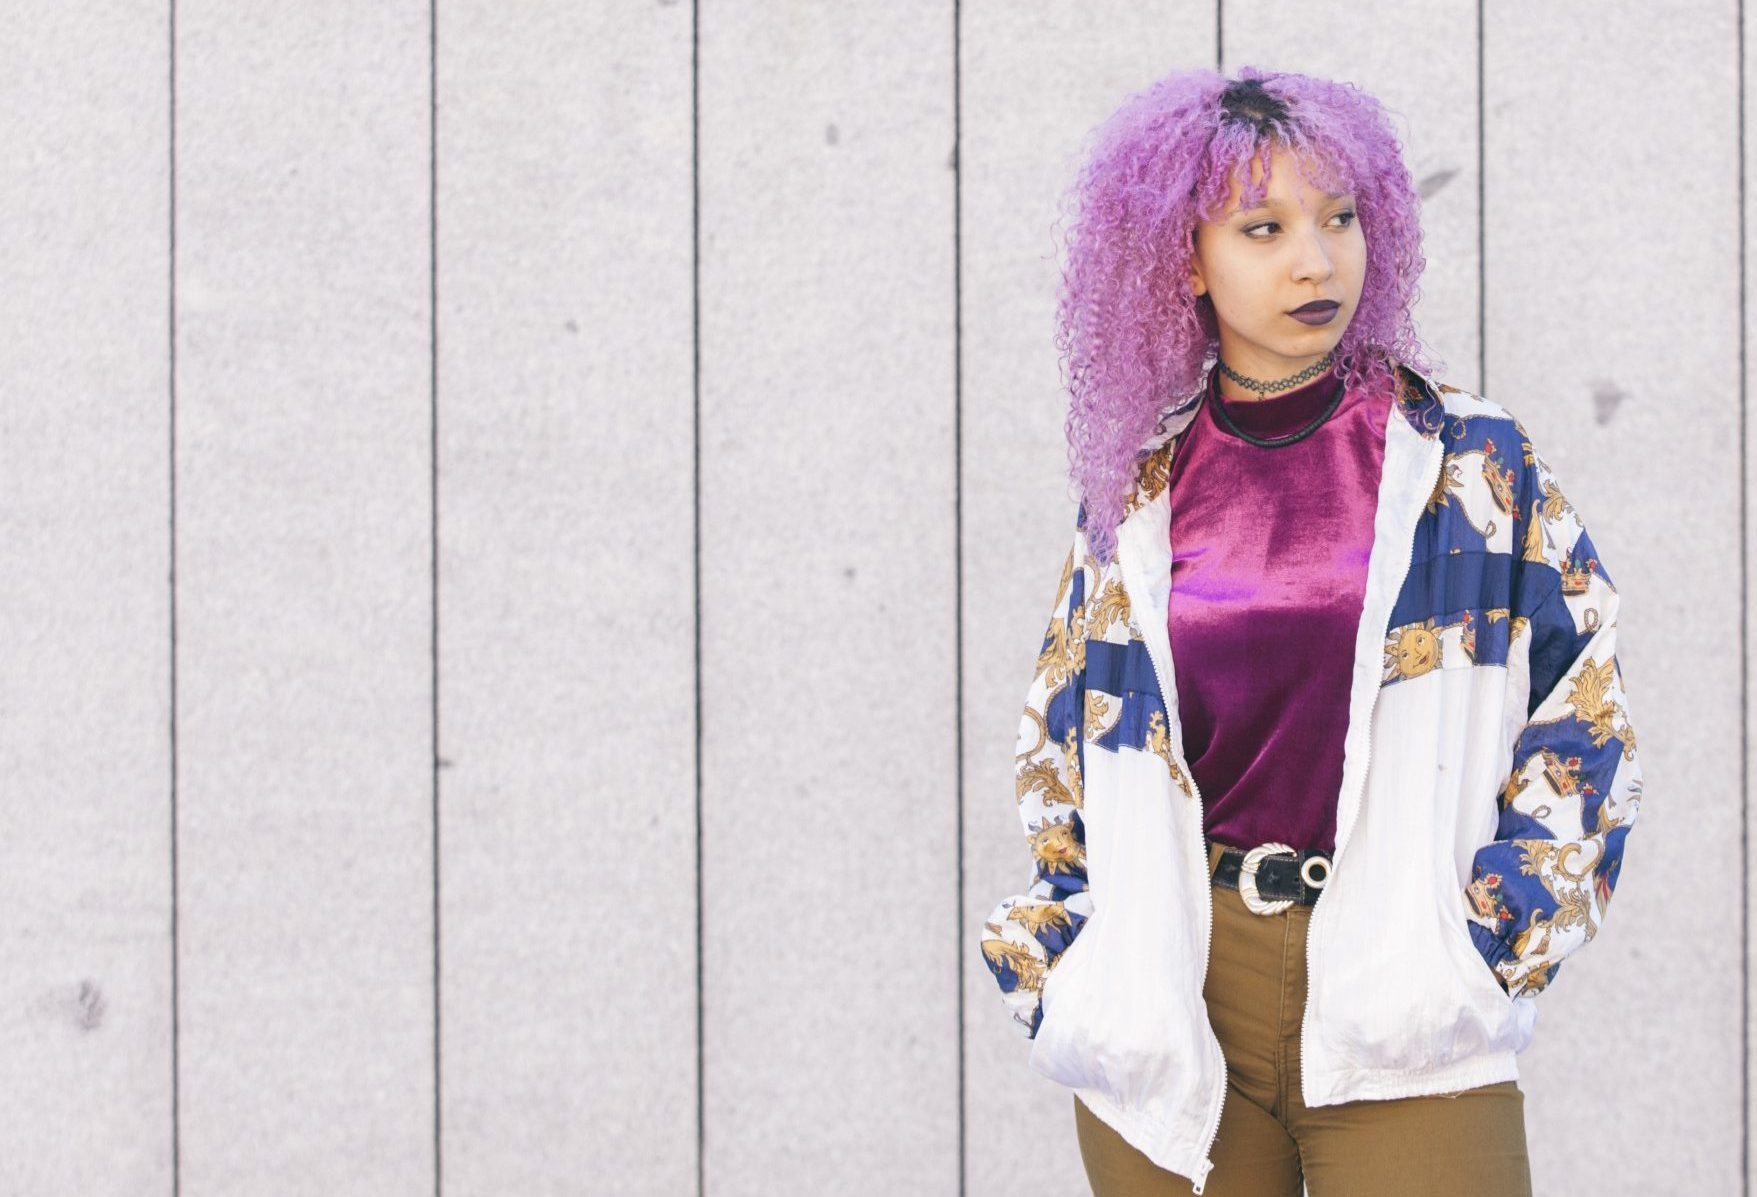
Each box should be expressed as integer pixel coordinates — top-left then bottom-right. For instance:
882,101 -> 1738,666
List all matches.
1073,840 -> 1533,1196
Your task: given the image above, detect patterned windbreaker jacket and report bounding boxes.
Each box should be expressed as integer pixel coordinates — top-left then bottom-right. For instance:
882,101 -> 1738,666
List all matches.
979,361 -> 1643,1192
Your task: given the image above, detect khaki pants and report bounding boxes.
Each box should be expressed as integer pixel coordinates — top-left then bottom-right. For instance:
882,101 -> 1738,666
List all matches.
1073,840 -> 1532,1196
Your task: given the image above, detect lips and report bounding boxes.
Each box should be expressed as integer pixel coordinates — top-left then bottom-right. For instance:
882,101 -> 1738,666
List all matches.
1291,300 -> 1340,314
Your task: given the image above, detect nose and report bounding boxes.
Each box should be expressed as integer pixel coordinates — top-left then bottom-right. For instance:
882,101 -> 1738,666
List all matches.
1291,225 -> 1335,284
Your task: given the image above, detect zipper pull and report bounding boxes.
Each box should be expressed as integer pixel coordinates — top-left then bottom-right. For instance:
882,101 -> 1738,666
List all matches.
1191,1156 -> 1215,1193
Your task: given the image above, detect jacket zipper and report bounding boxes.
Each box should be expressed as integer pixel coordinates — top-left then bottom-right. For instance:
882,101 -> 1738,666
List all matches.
1158,426 -> 1225,1195
1190,755 -> 1222,1196
1132,592 -> 1223,1194
1297,432 -> 1444,1110
1180,746 -> 1221,1195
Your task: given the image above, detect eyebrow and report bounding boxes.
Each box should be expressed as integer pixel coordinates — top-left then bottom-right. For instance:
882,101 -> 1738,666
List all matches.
1239,191 -> 1352,213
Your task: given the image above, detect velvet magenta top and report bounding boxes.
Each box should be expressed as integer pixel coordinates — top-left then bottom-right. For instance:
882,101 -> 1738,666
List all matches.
1164,362 -> 1395,856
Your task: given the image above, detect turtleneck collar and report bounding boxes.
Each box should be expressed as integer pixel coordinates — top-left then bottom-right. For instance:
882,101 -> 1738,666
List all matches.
1205,361 -> 1347,442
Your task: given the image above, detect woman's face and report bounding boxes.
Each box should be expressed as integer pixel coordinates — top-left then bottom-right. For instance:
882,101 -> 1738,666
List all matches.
1188,144 -> 1366,394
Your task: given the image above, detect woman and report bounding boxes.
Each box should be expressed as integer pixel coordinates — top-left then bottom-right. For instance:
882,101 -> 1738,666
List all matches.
978,67 -> 1643,1196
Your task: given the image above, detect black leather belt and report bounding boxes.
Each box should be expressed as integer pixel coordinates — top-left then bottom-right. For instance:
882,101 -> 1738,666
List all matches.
1208,838 -> 1333,913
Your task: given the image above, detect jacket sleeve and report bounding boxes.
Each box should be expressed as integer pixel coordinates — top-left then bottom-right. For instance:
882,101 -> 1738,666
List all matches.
979,521 -> 1095,1038
1461,426 -> 1644,999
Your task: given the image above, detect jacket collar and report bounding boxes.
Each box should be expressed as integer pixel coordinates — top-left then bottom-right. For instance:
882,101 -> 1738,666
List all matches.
1120,356 -> 1445,522
1150,356 -> 1444,449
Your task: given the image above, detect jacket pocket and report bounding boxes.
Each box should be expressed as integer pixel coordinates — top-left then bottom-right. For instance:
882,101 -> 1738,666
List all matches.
1441,880 -> 1518,1015
1027,754 -> 1216,1113
1027,904 -> 1107,1090
1307,831 -> 1517,1077
1038,903 -> 1098,1025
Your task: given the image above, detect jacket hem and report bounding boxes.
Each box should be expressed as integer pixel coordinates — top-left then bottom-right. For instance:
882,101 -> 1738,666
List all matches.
1073,1086 -> 1213,1190
1301,1050 -> 1520,1108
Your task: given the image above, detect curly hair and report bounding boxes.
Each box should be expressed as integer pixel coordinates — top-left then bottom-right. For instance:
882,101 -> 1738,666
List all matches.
1053,65 -> 1439,566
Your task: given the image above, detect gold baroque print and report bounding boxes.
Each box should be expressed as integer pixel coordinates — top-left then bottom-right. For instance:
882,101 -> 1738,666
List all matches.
1510,838 -> 1602,949
1009,898 -> 1076,941
1084,577 -> 1132,641
1034,602 -> 1088,693
1016,750 -> 1077,810
1122,439 -> 1177,519
1538,746 -> 1585,804
1480,436 -> 1517,516
1426,456 -> 1461,515
1145,708 -> 1194,797
1137,441 -> 1171,506
1084,688 -> 1122,742
1522,498 -> 1546,565
1028,814 -> 1087,878
1397,366 -> 1447,438
1567,656 -> 1633,757
1384,623 -> 1441,681
1514,961 -> 1561,997
1558,548 -> 1601,598
1052,545 -> 1074,617
1616,713 -> 1638,763
1061,724 -> 1084,808
1466,874 -> 1501,920
1383,609 -> 1514,682
979,930 -> 1047,996
1538,476 -> 1576,526
1498,769 -> 1531,814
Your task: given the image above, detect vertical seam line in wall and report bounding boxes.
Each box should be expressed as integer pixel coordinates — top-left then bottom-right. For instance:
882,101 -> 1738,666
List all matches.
167,0 -> 181,1191
1476,0 -> 1486,395
693,2 -> 705,1194
429,0 -> 443,1191
1741,0 -> 1750,1190
954,3 -> 966,1193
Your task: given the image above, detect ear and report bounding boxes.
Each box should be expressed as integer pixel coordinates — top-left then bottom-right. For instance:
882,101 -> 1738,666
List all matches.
1187,229 -> 1207,297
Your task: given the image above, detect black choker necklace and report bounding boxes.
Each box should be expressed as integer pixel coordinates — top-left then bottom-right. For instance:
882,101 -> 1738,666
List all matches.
1207,355 -> 1343,448
1216,352 -> 1335,396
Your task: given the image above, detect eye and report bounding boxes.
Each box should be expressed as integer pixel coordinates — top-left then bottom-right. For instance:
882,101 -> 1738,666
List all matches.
1242,209 -> 1356,239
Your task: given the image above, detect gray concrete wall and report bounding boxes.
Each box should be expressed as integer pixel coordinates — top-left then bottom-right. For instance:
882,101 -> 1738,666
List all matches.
0,2 -> 1713,1193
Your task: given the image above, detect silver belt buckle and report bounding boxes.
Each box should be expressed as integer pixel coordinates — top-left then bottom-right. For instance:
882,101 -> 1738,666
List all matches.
1239,842 -> 1307,915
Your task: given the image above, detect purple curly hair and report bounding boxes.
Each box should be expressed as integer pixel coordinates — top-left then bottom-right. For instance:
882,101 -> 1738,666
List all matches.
1053,65 -> 1438,566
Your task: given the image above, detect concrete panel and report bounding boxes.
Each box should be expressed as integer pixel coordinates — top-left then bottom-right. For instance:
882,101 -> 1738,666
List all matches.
1486,4 -> 1732,1191
959,7 -> 1215,1193
0,3 -> 172,1191
699,4 -> 958,1192
435,3 -> 698,1193
0,3 -> 1728,1193
175,4 -> 435,1189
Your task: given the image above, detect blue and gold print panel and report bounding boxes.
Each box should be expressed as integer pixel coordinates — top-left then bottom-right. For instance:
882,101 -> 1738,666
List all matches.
1062,565 -> 1183,764
1081,637 -> 1165,754
1067,571 -> 1197,798
1383,412 -> 1548,685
